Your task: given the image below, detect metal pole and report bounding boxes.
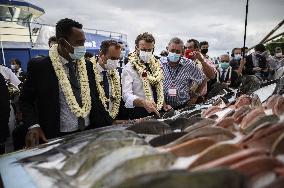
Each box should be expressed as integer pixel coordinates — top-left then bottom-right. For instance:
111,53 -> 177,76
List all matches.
259,19 -> 284,44
242,0 -> 249,58
27,16 -> 33,61
0,35 -> 6,66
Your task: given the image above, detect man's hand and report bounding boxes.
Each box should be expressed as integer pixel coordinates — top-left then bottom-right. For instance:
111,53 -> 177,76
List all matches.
253,67 -> 262,72
25,127 -> 48,148
188,97 -> 198,105
240,58 -> 246,66
163,104 -> 172,111
193,51 -> 205,62
143,100 -> 160,117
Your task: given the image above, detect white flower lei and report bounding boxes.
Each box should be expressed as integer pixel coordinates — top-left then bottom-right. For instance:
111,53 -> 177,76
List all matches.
129,52 -> 164,110
49,44 -> 91,118
91,57 -> 121,119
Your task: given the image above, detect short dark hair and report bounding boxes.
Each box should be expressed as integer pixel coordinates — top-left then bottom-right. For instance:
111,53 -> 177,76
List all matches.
232,47 -> 241,54
135,32 -> 155,47
48,36 -> 57,46
100,40 -> 121,55
12,58 -> 21,67
200,41 -> 208,47
254,44 -> 266,53
55,18 -> 83,40
187,39 -> 200,49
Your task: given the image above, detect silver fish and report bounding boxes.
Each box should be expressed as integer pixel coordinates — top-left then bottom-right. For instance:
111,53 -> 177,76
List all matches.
74,145 -> 158,187
127,120 -> 172,135
62,137 -> 147,176
92,152 -> 176,188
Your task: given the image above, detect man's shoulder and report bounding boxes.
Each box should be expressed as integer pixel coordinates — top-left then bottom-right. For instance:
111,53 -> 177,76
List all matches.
159,56 -> 168,65
28,56 -> 52,70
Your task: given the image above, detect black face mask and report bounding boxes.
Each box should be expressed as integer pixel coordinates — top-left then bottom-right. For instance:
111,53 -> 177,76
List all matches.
201,49 -> 208,55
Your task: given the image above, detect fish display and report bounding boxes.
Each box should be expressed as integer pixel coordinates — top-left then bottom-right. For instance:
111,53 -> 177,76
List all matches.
1,78 -> 284,188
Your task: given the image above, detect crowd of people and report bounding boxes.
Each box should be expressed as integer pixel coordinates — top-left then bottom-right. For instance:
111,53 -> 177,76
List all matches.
0,18 -> 283,154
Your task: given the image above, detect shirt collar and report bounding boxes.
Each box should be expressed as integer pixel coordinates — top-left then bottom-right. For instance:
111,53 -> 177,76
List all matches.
96,63 -> 105,73
58,55 -> 70,66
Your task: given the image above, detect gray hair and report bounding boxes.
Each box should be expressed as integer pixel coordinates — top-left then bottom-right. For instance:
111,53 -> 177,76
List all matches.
220,54 -> 230,59
168,37 -> 184,47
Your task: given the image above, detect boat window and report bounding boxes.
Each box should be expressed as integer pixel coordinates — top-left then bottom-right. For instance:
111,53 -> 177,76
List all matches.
17,9 -> 32,27
0,7 -> 14,21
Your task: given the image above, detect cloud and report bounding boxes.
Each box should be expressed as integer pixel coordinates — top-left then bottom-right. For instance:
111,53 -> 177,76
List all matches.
29,0 -> 284,57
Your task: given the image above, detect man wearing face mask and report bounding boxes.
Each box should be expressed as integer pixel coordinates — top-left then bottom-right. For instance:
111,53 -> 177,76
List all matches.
229,48 -> 243,71
122,32 -> 172,119
213,54 -> 243,88
184,39 -> 216,80
160,37 -> 206,109
184,39 -> 216,101
118,41 -> 128,68
94,40 -> 128,121
19,18 -> 112,148
200,41 -> 210,59
270,47 -> 284,79
243,44 -> 273,80
10,59 -> 27,83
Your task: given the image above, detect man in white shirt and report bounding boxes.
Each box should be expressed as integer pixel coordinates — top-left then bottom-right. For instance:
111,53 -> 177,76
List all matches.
122,32 -> 171,119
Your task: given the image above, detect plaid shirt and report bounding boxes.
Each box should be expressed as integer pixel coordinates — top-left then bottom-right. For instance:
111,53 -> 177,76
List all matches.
160,57 -> 205,108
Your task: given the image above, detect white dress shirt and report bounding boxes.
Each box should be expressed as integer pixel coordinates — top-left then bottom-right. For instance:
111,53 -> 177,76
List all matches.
121,63 -> 154,108
0,65 -> 21,87
96,63 -> 115,112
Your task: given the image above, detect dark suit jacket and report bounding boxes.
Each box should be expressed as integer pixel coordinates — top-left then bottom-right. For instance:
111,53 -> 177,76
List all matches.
20,56 -> 113,139
0,73 -> 10,142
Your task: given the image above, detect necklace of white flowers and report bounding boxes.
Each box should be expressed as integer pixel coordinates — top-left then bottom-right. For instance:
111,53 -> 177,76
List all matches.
129,52 -> 164,110
49,44 -> 91,118
90,57 -> 121,119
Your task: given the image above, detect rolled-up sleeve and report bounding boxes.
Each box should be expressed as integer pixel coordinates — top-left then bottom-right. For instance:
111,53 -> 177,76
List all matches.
121,67 -> 139,108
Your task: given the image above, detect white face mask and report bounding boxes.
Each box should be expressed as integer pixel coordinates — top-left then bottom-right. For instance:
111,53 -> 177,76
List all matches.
10,65 -> 16,70
64,39 -> 86,60
276,52 -> 282,57
139,50 -> 152,63
69,46 -> 86,60
105,59 -> 119,70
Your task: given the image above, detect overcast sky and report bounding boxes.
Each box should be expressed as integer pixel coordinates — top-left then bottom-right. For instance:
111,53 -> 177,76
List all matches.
29,0 -> 284,57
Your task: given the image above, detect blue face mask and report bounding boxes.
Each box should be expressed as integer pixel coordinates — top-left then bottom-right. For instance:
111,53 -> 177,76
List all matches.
64,39 -> 86,60
234,54 -> 241,61
69,46 -> 86,60
219,62 -> 230,69
168,52 -> 181,63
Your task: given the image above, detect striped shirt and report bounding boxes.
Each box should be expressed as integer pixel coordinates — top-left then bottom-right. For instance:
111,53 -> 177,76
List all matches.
160,57 -> 205,108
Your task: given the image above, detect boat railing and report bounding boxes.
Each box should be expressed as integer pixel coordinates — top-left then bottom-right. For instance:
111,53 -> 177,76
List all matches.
0,18 -> 128,45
